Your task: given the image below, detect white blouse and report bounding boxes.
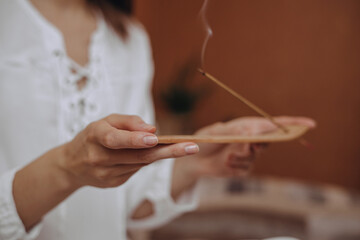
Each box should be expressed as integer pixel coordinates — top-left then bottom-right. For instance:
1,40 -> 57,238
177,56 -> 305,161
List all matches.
0,0 -> 197,239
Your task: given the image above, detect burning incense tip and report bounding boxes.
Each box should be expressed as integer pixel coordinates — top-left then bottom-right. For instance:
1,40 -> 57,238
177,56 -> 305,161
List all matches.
198,68 -> 206,76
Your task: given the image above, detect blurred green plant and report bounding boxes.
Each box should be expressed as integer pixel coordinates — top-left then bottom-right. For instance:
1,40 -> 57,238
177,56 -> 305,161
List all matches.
161,58 -> 211,115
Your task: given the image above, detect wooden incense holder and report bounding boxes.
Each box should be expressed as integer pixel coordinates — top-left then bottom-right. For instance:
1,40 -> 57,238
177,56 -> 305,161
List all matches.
158,125 -> 309,144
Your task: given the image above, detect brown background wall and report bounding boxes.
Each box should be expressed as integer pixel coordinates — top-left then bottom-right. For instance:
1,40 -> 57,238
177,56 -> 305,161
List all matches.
134,0 -> 360,189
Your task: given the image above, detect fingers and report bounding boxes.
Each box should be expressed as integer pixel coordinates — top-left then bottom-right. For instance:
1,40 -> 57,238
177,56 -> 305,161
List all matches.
195,116 -> 316,140
227,154 -> 254,168
108,142 -> 200,164
92,120 -> 159,149
242,116 -> 316,136
226,143 -> 252,157
197,117 -> 278,136
224,143 -> 264,168
243,120 -> 277,136
195,122 -> 226,135
87,142 -> 199,187
274,116 -> 317,128
226,153 -> 254,178
224,144 -> 257,177
222,116 -> 316,136
105,114 -> 156,133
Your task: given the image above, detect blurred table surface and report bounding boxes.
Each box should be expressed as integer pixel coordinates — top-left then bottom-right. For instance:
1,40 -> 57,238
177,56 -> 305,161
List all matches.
130,177 -> 360,240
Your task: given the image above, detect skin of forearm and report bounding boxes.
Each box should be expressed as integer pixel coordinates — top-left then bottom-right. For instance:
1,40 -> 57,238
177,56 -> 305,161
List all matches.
131,156 -> 200,220
12,145 -> 80,231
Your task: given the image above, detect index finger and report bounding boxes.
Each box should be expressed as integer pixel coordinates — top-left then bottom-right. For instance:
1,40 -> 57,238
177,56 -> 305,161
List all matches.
105,114 -> 156,133
93,120 -> 158,149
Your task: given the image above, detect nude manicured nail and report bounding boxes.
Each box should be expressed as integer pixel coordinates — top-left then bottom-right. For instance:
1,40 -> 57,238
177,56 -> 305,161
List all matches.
185,144 -> 199,154
143,136 -> 158,145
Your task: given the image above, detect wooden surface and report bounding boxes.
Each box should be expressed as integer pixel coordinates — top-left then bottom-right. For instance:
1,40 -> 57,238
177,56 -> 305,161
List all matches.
158,125 -> 309,143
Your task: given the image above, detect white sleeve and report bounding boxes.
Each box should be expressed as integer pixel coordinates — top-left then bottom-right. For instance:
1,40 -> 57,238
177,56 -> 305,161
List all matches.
125,158 -> 200,230
0,169 -> 42,240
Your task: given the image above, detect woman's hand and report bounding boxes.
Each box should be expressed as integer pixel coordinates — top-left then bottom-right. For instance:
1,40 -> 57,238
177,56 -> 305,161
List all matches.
175,116 -> 316,181
13,114 -> 199,229
58,114 -> 199,189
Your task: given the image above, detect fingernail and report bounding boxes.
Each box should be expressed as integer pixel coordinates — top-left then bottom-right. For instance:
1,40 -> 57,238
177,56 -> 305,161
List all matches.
143,136 -> 158,145
185,144 -> 199,154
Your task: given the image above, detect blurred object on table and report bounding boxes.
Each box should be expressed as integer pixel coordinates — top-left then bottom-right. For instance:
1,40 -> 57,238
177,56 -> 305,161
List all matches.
130,177 -> 360,240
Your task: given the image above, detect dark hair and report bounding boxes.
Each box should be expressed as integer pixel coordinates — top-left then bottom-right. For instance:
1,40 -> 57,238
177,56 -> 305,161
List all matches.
87,0 -> 133,39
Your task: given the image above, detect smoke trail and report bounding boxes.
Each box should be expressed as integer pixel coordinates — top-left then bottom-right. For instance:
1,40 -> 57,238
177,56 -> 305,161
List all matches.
199,0 -> 213,70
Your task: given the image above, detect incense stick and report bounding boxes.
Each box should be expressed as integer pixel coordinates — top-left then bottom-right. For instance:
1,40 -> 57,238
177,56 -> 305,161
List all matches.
198,68 -> 288,133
